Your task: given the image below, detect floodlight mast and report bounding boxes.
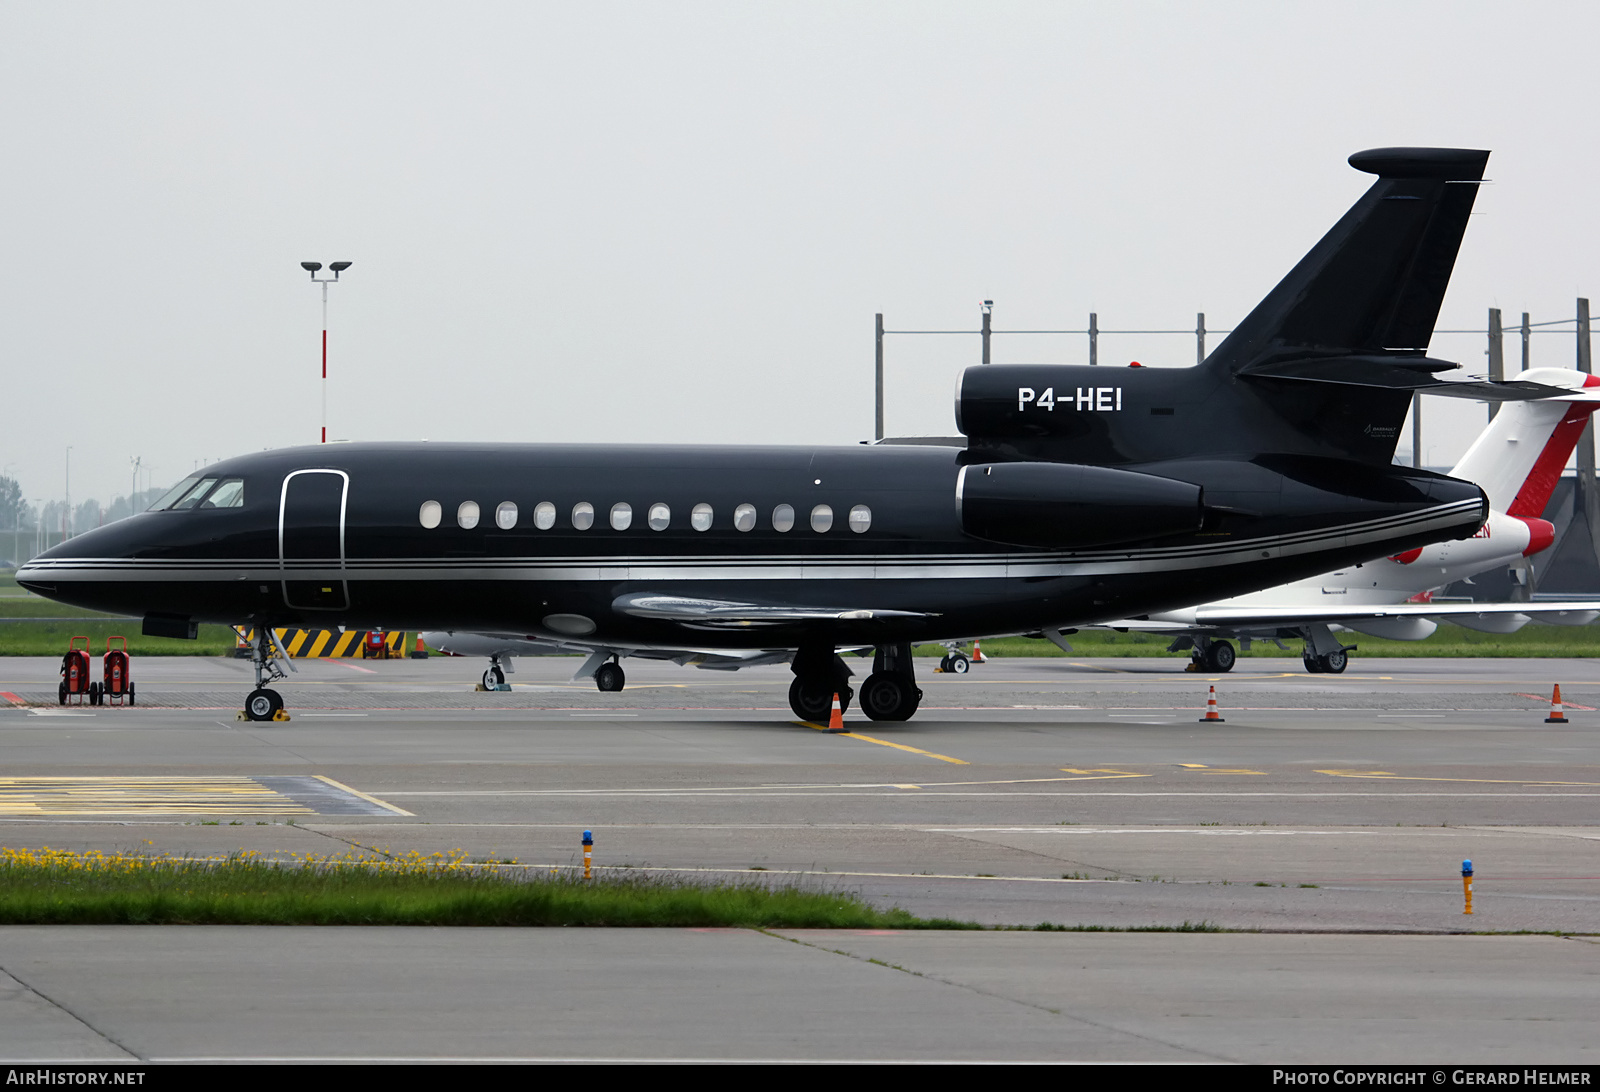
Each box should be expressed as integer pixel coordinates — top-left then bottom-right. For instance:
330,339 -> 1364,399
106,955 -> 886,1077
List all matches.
301,261 -> 353,443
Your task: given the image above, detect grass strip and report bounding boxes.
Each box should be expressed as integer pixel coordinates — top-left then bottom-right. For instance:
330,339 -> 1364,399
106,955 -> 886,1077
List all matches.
0,847 -> 976,928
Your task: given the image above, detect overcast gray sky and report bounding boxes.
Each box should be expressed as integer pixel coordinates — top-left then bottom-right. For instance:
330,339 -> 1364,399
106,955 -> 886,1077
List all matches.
4,1 -> 1598,507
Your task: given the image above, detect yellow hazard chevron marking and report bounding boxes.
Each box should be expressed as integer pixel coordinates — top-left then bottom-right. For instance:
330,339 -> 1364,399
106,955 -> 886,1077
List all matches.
234,627 -> 387,658
0,777 -> 313,816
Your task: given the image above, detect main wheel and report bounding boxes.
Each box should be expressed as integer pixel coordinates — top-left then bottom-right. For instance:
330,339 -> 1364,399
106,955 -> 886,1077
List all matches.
594,662 -> 626,692
1302,654 -> 1324,674
859,673 -> 923,722
1320,649 -> 1349,674
788,676 -> 851,721
244,688 -> 283,722
937,655 -> 952,672
1207,641 -> 1236,673
948,654 -> 971,674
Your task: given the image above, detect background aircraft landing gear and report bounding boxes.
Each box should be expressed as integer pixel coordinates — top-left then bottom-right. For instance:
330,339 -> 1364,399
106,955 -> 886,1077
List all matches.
479,654 -> 512,692
1188,637 -> 1236,673
1303,649 -> 1348,674
595,660 -> 626,692
861,642 -> 923,722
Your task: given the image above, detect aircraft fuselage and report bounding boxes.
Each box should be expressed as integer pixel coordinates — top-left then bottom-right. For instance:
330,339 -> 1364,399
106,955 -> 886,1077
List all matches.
19,440 -> 1486,651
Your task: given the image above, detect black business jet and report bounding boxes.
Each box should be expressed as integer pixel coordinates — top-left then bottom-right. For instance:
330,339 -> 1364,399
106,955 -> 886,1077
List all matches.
19,148 -> 1551,723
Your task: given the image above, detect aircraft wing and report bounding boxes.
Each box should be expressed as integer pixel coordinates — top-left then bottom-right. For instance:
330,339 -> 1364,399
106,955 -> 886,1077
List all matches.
1119,600 -> 1600,629
613,593 -> 936,629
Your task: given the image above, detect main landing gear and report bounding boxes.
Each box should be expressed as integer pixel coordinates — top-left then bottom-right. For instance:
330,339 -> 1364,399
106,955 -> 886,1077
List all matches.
595,660 -> 626,692
789,642 -> 923,723
240,626 -> 294,722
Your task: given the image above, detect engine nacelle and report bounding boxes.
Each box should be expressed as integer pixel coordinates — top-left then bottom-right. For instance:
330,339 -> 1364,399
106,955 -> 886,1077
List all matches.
957,461 -> 1203,549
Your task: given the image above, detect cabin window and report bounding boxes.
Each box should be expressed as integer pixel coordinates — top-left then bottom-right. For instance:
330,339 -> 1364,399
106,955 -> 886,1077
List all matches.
201,479 -> 245,509
810,504 -> 833,533
495,501 -> 518,530
772,504 -> 795,532
572,502 -> 594,530
691,503 -> 713,532
648,503 -> 670,531
419,500 -> 442,529
610,502 -> 632,531
733,504 -> 756,532
534,501 -> 556,530
849,504 -> 871,533
457,501 -> 480,529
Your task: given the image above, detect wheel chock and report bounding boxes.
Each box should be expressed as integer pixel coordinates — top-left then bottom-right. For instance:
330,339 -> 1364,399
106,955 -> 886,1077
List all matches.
272,709 -> 292,722
235,710 -> 247,721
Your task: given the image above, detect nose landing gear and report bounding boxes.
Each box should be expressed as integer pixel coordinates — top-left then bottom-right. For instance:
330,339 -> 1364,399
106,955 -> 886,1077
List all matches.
239,626 -> 294,722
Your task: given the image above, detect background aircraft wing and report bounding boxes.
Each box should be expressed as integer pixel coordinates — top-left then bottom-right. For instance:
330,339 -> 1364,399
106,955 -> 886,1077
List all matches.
1167,601 -> 1600,627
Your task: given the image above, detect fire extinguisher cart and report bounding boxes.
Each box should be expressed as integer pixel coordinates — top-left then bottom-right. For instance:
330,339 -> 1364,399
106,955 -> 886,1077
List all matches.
59,636 -> 94,706
100,636 -> 134,706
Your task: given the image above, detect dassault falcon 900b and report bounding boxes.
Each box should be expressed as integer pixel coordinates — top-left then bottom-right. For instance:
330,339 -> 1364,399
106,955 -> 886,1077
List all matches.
18,148 -> 1552,723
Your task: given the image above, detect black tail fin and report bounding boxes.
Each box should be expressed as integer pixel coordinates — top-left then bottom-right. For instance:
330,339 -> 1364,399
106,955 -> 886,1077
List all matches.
957,149 -> 1526,467
1206,147 -> 1488,375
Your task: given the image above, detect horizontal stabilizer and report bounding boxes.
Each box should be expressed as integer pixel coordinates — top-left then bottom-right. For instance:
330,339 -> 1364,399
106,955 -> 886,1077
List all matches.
1242,356 -> 1572,401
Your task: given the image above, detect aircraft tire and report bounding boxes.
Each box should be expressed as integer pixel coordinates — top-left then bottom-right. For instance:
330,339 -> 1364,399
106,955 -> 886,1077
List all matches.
1302,655 -> 1324,674
595,663 -> 626,692
483,664 -> 506,689
1208,642 -> 1237,673
789,677 -> 852,721
948,654 -> 971,674
860,673 -> 922,722
245,688 -> 283,722
1321,650 -> 1349,674
937,655 -> 952,672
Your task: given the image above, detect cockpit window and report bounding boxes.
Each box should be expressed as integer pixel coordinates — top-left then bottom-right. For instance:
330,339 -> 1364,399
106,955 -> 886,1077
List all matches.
169,478 -> 218,511
147,477 -> 200,512
200,479 -> 245,508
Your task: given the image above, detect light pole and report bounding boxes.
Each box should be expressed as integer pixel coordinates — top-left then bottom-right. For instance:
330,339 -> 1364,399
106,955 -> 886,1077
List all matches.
64,446 -> 72,541
301,261 -> 353,444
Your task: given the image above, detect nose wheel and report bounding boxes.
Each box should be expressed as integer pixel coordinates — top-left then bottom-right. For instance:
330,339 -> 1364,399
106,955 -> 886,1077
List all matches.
238,626 -> 294,721
244,688 -> 284,722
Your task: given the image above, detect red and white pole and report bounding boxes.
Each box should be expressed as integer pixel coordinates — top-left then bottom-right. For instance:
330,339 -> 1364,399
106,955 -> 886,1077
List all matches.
321,280 -> 329,444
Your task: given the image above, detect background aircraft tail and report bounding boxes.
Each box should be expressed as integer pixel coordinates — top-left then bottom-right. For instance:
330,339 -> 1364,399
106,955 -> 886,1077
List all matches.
1449,369 -> 1600,515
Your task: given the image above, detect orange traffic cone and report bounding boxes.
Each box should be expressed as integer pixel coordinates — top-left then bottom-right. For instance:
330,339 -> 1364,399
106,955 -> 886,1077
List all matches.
827,692 -> 846,733
1546,684 -> 1569,724
972,640 -> 986,664
1199,684 -> 1225,723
